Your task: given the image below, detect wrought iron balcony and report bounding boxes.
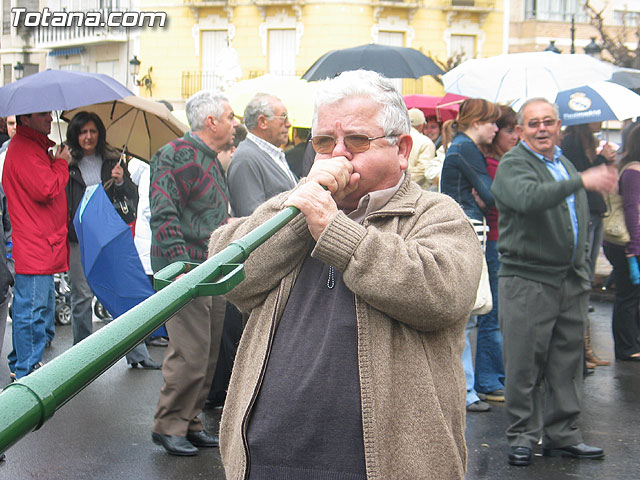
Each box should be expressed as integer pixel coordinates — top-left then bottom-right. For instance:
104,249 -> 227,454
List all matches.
34,7 -> 129,49
182,71 -> 221,98
445,0 -> 495,10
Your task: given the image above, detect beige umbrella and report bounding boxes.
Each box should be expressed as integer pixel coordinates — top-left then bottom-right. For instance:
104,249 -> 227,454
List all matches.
61,95 -> 188,162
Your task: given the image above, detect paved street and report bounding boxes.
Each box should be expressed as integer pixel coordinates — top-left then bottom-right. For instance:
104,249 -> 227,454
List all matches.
1,299 -> 639,479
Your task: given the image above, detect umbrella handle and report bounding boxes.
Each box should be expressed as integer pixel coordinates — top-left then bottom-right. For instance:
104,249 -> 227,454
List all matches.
121,109 -> 140,157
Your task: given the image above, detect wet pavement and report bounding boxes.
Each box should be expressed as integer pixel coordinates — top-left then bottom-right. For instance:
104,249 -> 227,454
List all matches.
1,299 -> 639,479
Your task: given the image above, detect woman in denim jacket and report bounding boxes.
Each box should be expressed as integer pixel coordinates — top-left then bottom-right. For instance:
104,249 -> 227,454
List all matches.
440,99 -> 499,222
440,98 -> 500,412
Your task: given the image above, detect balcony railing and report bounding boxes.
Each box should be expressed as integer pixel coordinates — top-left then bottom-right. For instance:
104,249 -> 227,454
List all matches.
448,0 -> 495,8
34,7 -> 128,49
524,9 -> 588,22
182,71 -> 222,98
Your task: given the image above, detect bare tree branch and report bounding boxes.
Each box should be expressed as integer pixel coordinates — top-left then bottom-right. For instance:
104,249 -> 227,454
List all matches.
430,51 -> 467,85
584,0 -> 640,67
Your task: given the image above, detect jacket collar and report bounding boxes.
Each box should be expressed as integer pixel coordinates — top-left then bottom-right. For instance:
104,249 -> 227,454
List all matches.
186,131 -> 217,158
15,125 -> 56,151
367,173 -> 418,217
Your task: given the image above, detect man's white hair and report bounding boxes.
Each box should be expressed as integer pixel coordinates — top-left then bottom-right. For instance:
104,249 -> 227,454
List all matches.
312,70 -> 410,144
186,90 -> 229,131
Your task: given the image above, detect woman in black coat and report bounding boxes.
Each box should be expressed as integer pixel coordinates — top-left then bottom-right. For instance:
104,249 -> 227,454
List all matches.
561,122 -> 616,368
65,111 -> 159,369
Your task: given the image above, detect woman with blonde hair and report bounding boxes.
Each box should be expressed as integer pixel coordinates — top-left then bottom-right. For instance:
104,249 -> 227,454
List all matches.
441,98 -> 500,222
441,98 -> 500,412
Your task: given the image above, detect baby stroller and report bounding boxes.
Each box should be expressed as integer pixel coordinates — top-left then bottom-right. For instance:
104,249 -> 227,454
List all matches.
7,271 -> 73,325
56,272 -> 112,325
54,271 -> 72,325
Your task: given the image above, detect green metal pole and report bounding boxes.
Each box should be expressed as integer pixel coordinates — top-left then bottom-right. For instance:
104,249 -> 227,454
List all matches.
0,205 -> 300,455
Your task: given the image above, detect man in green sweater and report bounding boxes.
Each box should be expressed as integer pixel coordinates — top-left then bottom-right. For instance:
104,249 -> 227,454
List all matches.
492,98 -> 617,467
149,90 -> 238,456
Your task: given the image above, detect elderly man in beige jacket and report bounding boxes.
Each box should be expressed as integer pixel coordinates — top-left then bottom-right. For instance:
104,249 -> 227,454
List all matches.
208,70 -> 482,479
408,108 -> 439,190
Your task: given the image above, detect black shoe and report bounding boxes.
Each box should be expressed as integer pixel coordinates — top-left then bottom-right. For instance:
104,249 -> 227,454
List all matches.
588,305 -> 595,313
0,452 -> 5,461
146,337 -> 169,347
617,354 -> 640,362
508,446 -> 532,466
466,400 -> 491,412
130,359 -> 162,370
186,429 -> 219,447
542,443 -> 604,459
151,432 -> 198,456
29,362 -> 44,374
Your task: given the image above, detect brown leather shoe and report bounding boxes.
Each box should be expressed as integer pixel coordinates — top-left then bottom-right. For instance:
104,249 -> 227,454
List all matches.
585,325 -> 611,366
585,353 -> 611,367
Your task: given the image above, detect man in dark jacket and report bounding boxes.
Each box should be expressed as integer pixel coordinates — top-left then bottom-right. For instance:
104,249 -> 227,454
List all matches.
3,111 -> 70,379
492,98 -> 617,467
150,90 -> 238,456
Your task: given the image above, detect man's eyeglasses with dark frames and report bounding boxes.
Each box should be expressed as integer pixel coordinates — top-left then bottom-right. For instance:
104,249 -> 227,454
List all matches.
526,118 -> 557,129
311,134 -> 396,154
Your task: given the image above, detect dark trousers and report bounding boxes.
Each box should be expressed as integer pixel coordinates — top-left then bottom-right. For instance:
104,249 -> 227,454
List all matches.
603,244 -> 640,358
500,274 -> 587,449
208,302 -> 244,407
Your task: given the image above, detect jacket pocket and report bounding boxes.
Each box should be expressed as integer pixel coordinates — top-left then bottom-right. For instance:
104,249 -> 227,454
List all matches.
47,231 -> 66,252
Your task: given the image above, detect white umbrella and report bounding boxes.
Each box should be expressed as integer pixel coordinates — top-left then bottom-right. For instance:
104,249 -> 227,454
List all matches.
442,52 -> 620,106
555,80 -> 640,126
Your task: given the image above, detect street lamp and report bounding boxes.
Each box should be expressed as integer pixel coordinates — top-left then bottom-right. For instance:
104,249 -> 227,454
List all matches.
544,40 -> 561,54
14,62 -> 24,80
584,37 -> 602,59
570,16 -> 575,54
129,55 -> 141,84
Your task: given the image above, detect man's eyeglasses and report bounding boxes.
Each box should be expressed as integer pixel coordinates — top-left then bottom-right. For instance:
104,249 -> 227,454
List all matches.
311,134 -> 394,154
270,113 -> 289,122
527,118 -> 557,129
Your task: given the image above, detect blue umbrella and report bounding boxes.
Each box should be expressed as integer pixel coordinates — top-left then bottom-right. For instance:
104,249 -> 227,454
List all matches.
73,184 -> 154,318
0,69 -> 132,116
555,81 -> 640,126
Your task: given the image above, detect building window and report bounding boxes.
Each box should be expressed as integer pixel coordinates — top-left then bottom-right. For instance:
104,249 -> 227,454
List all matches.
2,0 -> 9,34
60,63 -> 83,71
268,29 -> 296,76
377,31 -> 404,93
201,30 -> 228,90
96,60 -> 118,78
613,10 -> 640,27
3,64 -> 11,86
525,0 -> 587,22
449,34 -> 476,61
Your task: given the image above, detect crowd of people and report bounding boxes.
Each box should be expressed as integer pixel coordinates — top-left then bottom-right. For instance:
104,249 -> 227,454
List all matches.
1,68 -> 639,476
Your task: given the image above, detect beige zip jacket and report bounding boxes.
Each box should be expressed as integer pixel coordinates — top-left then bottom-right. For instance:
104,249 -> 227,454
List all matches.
208,176 -> 482,479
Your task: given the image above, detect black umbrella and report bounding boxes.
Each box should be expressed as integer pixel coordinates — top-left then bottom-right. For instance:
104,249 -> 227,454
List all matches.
609,68 -> 640,90
301,44 -> 444,81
